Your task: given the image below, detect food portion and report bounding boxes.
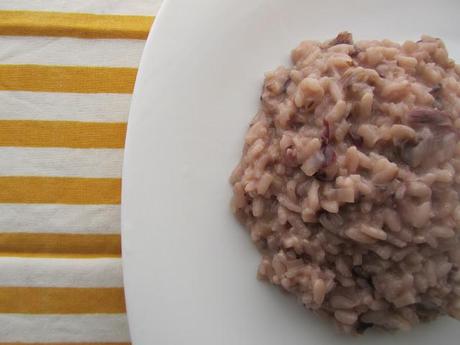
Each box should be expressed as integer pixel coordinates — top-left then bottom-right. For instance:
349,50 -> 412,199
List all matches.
230,32 -> 460,333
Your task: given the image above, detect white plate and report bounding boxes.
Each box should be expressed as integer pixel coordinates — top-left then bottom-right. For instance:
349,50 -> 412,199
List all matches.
122,0 -> 460,344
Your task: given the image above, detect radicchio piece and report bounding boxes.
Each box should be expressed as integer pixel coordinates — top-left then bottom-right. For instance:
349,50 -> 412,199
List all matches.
315,129 -> 337,181
322,144 -> 337,167
429,84 -> 442,97
331,31 -> 353,46
321,119 -> 331,144
408,108 -> 453,129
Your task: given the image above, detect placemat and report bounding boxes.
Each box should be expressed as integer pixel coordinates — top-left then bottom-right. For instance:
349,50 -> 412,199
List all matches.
0,0 -> 161,343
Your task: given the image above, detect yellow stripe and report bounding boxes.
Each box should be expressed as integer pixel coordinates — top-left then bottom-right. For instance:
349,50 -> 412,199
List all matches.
0,177 -> 120,204
0,120 -> 126,148
0,65 -> 137,93
0,10 -> 154,39
0,233 -> 121,257
0,253 -> 119,259
0,287 -> 126,314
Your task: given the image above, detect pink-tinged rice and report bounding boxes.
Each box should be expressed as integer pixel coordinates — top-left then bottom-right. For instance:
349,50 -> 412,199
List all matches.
230,32 -> 460,334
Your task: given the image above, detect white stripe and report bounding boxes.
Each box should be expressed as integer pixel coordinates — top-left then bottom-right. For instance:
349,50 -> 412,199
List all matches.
0,204 -> 120,234
0,314 -> 130,342
0,0 -> 161,15
0,147 -> 123,178
0,257 -> 123,288
0,36 -> 146,67
0,91 -> 131,122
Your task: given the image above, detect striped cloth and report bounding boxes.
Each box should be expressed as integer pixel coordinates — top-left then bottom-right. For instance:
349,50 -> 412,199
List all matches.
0,0 -> 160,343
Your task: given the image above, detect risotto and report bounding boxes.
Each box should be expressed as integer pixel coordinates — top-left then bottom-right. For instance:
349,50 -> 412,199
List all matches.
230,32 -> 460,334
